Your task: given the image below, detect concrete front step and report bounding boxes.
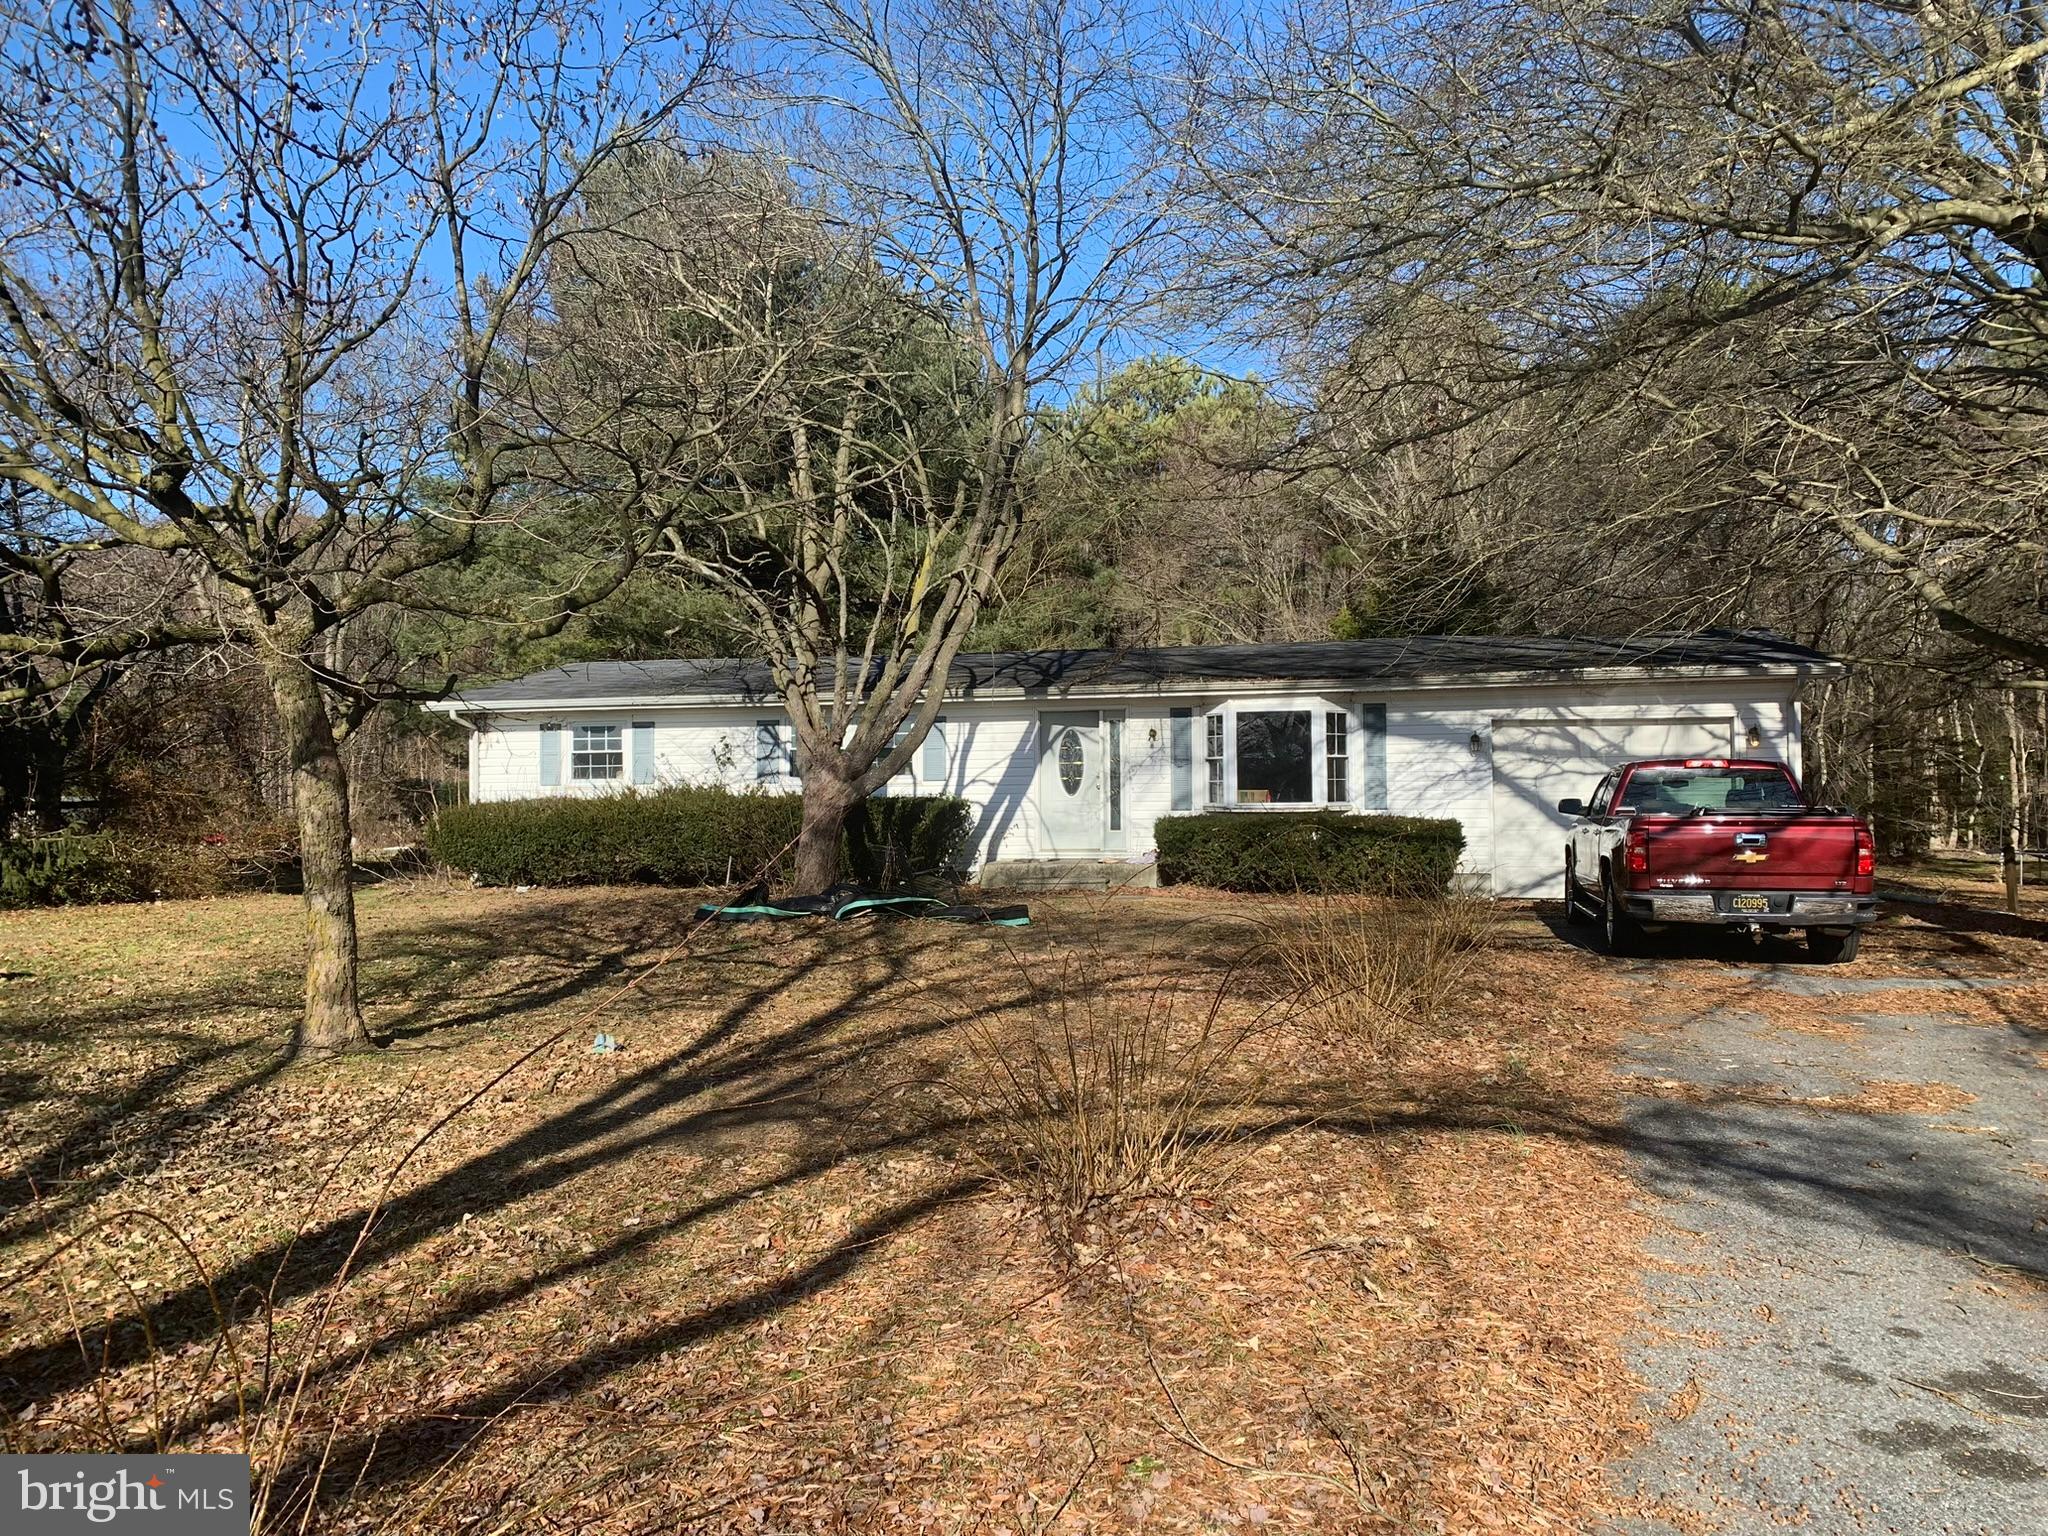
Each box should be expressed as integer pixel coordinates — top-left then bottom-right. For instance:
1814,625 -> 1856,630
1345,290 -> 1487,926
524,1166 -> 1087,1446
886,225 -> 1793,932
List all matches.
979,859 -> 1159,892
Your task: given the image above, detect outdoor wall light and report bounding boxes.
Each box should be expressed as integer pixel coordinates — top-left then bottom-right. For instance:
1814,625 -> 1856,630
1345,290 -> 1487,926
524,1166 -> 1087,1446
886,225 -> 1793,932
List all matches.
1467,731 -> 1487,759
1148,727 -> 1159,747
1744,725 -> 1764,751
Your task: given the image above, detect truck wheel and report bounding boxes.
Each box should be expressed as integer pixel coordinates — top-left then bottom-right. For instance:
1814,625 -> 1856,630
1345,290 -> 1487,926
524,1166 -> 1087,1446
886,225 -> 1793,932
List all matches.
1807,928 -> 1861,964
1563,856 -> 1592,925
1603,872 -> 1644,957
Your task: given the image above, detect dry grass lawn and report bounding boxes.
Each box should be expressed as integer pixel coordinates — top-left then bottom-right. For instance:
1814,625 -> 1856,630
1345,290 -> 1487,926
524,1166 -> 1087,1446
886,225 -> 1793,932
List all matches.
3,881 -> 1666,1533
1886,849 -> 2048,923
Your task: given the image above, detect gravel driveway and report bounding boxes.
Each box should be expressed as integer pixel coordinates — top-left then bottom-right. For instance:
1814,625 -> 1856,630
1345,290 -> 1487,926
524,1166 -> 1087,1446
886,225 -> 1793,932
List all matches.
1604,910 -> 2048,1534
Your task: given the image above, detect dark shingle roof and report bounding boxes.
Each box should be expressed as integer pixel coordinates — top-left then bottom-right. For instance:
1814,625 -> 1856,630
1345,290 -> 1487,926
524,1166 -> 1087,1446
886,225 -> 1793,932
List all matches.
438,630 -> 1838,711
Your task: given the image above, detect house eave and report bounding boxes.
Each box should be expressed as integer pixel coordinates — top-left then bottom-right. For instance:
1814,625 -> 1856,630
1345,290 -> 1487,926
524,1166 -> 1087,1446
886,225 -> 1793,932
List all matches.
425,658 -> 1842,716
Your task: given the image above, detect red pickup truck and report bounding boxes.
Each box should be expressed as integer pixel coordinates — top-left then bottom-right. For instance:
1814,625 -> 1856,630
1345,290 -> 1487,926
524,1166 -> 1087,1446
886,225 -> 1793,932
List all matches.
1558,758 -> 1877,962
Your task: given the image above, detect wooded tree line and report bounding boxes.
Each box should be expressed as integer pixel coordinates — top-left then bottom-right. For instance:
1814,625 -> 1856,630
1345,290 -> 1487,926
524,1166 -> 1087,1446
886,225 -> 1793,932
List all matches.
3,0 -> 2042,1051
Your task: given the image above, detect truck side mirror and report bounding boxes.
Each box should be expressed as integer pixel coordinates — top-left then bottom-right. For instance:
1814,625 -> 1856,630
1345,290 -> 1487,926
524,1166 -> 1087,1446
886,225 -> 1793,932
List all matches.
1557,798 -> 1585,816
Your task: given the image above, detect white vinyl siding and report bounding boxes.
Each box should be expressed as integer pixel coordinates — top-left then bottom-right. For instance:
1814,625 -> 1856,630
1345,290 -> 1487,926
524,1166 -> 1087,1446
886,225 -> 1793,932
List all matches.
461,680 -> 1802,883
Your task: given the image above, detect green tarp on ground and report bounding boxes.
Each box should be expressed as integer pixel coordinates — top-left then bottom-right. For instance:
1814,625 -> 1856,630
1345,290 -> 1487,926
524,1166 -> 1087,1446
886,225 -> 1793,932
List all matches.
697,882 -> 1029,927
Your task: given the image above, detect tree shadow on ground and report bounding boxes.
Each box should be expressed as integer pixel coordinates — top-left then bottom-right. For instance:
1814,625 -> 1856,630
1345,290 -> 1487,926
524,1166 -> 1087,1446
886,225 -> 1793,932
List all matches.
358,894 -> 718,1043
1619,1094 -> 2044,1271
261,1173 -> 989,1518
282,1063 -> 2048,1513
1495,906 -> 2045,1272
0,907 -> 1039,1421
1264,1065 -> 2046,1278
11,886 -> 2041,1521
1878,889 -> 2048,943
0,1035 -> 296,1238
0,891 -> 805,1240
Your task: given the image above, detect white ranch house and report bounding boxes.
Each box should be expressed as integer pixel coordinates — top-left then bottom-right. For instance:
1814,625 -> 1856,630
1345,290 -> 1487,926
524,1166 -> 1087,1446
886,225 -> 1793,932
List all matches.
428,631 -> 1841,896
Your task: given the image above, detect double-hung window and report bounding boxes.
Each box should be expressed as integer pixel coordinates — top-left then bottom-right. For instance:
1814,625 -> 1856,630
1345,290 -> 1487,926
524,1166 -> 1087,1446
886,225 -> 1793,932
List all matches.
1205,714 -> 1226,805
1325,711 -> 1349,803
571,724 -> 624,782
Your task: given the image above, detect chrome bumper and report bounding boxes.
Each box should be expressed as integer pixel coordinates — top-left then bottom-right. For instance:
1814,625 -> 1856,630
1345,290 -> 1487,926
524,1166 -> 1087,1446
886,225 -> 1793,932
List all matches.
1630,893 -> 1877,925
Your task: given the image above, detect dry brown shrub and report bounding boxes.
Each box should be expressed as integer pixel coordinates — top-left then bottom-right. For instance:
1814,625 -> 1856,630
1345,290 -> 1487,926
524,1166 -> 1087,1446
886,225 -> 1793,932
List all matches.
11,1196 -> 476,1534
1267,888 -> 1497,1058
941,942 -> 1269,1257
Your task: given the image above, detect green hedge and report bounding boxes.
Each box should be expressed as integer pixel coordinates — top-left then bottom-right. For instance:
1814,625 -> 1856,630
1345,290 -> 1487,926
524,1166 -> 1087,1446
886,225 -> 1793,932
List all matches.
844,796 -> 974,888
1153,811 -> 1465,895
425,786 -> 972,889
0,835 -> 153,909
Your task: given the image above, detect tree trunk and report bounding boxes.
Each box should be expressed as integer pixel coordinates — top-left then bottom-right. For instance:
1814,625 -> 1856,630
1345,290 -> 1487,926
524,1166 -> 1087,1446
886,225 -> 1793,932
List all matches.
1969,711 -> 1992,853
0,709 -> 68,835
1807,686 -> 1828,802
266,659 -> 374,1056
2037,690 -> 2047,859
2004,689 -> 2025,915
793,770 -> 861,895
29,729 -> 65,832
1946,703 -> 1965,848
0,721 -> 25,836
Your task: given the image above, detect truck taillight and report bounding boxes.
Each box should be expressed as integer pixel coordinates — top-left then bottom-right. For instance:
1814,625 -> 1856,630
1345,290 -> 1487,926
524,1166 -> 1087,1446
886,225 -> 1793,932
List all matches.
1627,829 -> 1648,873
1855,829 -> 1874,878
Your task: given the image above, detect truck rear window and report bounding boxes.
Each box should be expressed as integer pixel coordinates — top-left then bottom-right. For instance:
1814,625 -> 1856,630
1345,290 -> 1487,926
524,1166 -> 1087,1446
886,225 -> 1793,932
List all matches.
1616,767 -> 1804,814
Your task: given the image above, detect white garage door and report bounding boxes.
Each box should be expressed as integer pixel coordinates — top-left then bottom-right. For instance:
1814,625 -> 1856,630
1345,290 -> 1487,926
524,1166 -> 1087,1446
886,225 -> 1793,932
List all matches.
1489,717 -> 1737,898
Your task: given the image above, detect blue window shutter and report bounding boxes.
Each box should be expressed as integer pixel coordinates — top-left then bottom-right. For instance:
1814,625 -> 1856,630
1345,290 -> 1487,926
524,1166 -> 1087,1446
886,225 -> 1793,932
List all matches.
1360,703 -> 1388,810
630,721 -> 655,785
921,718 -> 948,784
538,724 -> 561,788
1169,708 -> 1193,812
755,721 -> 781,781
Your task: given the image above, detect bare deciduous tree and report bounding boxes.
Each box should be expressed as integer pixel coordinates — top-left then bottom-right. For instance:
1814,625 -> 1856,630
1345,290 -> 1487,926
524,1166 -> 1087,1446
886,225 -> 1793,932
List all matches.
1,488 -> 142,832
544,0 -> 1174,891
1176,0 -> 2048,677
0,0 -> 726,1051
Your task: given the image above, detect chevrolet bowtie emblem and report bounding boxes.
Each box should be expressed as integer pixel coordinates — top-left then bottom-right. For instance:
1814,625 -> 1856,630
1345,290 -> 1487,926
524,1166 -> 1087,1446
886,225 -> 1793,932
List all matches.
1733,850 -> 1769,864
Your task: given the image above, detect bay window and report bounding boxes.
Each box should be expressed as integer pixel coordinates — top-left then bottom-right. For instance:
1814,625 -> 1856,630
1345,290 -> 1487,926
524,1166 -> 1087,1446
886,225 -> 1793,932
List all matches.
1193,701 -> 1377,808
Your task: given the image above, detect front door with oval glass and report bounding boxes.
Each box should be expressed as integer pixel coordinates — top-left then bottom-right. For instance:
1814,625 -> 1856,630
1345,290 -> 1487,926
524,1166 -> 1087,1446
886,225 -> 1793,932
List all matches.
1037,711 -> 1104,855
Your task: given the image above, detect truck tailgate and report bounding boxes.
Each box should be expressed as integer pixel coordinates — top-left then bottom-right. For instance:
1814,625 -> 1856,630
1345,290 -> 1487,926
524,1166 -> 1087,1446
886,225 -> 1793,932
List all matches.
1639,815 -> 1865,889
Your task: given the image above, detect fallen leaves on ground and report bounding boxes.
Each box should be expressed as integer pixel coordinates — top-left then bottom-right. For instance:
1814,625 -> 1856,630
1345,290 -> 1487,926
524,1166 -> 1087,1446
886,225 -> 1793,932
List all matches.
22,882 -> 2036,1531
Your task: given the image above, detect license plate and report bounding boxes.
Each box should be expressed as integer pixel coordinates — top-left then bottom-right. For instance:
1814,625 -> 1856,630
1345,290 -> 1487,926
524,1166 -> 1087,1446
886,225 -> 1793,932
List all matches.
1729,895 -> 1770,914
